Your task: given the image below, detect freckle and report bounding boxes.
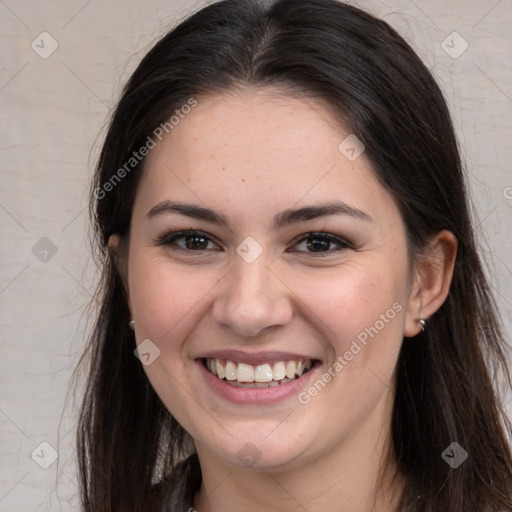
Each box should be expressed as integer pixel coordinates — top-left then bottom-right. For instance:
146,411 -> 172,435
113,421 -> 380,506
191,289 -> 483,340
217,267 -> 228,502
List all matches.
222,166 -> 226,170
241,178 -> 245,182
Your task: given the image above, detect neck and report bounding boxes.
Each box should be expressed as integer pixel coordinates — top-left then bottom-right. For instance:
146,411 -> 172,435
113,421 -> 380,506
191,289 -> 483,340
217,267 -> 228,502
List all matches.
193,392 -> 403,512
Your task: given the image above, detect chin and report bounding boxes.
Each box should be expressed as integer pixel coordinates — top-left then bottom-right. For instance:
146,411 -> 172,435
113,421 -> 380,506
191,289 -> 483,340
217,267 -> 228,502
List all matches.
194,422 -> 317,471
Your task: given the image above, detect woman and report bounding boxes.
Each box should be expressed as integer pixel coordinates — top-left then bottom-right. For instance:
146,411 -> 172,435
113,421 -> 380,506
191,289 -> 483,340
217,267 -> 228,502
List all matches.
77,0 -> 512,510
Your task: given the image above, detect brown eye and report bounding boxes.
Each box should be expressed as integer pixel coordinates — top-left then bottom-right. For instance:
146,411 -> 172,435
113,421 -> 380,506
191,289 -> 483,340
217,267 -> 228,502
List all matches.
183,234 -> 209,250
306,236 -> 331,252
159,230 -> 220,251
291,232 -> 350,254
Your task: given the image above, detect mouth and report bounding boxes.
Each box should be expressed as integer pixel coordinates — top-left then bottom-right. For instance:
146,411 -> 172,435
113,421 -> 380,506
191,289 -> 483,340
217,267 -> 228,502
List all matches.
202,357 -> 314,388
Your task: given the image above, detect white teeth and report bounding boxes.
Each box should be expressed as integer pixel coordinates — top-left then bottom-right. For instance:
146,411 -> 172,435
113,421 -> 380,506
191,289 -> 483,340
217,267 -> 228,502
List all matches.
272,361 -> 286,380
209,358 -> 217,376
225,360 -> 237,381
285,360 -> 296,379
254,364 -> 273,382
216,359 -> 225,379
206,358 -> 313,385
229,378 -> 294,388
253,381 -> 271,388
237,363 -> 254,382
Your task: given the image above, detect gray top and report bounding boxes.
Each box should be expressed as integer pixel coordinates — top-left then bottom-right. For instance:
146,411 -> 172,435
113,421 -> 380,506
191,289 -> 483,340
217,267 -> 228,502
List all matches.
160,455 -> 197,512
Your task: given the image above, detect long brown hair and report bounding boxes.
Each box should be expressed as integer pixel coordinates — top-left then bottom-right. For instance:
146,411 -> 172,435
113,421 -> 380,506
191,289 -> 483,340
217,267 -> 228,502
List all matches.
76,1 -> 512,510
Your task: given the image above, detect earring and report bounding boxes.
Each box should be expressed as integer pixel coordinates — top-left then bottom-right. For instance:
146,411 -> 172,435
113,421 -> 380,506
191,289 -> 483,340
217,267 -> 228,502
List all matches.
129,319 -> 135,329
418,318 -> 427,331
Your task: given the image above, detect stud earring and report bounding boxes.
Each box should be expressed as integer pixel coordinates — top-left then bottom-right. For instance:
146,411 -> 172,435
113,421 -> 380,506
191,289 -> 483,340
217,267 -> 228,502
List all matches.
418,318 -> 427,331
129,319 -> 135,329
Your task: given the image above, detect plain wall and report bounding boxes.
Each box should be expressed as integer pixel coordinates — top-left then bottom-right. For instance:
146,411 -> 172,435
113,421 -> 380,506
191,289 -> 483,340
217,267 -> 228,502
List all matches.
0,0 -> 511,509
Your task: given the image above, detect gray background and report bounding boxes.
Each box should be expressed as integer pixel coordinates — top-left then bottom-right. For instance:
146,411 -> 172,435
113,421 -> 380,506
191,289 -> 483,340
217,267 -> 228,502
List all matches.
0,0 -> 511,510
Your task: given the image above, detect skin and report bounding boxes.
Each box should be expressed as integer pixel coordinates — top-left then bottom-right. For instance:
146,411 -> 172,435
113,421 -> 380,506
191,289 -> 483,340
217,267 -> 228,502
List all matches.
109,87 -> 457,512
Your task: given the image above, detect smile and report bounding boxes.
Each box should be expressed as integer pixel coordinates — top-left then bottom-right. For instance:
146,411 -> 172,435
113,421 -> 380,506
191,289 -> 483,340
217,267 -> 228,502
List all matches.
204,358 -> 313,388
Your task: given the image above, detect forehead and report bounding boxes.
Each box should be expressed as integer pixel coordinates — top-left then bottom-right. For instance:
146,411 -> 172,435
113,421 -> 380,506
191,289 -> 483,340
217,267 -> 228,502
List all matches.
135,88 -> 398,226
156,89 -> 342,169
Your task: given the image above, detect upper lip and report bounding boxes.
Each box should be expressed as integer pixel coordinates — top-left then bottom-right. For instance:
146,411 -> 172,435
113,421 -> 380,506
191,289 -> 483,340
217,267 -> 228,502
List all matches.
196,349 -> 318,366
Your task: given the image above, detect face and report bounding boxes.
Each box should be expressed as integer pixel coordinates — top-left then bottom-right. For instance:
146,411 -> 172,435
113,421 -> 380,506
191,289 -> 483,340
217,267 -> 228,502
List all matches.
124,88 -> 415,471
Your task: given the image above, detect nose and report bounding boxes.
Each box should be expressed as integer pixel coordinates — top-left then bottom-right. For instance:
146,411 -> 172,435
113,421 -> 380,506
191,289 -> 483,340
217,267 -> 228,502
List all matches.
211,254 -> 294,338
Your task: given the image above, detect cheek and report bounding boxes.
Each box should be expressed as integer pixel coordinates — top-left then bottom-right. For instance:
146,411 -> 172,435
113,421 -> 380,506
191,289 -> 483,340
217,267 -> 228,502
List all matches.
291,262 -> 406,354
126,252 -> 219,427
127,251 -> 218,343
290,262 -> 408,417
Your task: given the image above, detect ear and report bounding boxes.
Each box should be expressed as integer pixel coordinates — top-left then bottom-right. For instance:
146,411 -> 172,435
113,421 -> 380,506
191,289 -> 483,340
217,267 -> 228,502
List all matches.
404,230 -> 458,337
107,233 -> 121,256
107,234 -> 132,312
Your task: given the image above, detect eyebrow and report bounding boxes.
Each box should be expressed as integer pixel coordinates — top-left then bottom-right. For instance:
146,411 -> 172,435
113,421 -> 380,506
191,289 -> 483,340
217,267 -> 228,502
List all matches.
145,200 -> 373,229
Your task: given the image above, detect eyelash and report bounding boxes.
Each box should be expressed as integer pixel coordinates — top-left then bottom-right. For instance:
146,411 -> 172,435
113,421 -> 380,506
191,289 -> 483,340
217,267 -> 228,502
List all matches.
155,228 -> 352,256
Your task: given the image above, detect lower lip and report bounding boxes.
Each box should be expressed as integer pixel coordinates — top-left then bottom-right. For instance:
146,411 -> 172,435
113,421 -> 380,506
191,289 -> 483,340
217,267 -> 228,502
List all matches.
197,360 -> 320,405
